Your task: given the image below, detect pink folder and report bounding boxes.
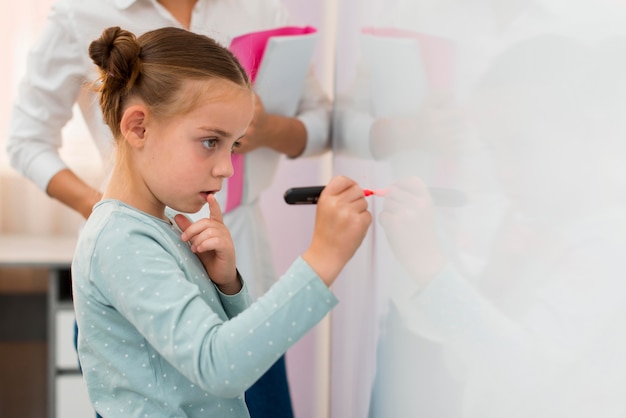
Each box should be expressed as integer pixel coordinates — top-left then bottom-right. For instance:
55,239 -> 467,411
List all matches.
230,26 -> 317,83
225,26 -> 317,214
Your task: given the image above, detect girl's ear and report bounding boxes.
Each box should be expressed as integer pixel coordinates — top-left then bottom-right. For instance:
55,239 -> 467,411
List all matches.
120,105 -> 148,148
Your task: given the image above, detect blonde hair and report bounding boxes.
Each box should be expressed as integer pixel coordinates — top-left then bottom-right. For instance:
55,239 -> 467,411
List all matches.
88,26 -> 251,139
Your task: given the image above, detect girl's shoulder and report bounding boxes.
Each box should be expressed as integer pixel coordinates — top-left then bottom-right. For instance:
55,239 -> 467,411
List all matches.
80,199 -> 180,253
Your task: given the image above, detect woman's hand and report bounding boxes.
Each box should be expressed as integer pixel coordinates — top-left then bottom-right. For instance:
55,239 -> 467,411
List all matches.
235,93 -> 306,157
235,93 -> 268,154
174,194 -> 240,294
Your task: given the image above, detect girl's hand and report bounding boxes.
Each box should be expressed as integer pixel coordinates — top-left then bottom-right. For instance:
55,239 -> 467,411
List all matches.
174,194 -> 240,294
303,176 -> 372,286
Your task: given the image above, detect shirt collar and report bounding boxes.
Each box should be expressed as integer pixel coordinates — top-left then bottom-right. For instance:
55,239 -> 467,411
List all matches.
113,0 -> 138,10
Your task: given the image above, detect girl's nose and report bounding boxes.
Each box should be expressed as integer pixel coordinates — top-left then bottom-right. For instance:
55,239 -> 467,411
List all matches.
214,152 -> 236,179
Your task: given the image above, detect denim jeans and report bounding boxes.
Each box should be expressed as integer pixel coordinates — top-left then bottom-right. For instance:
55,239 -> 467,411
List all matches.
74,321 -> 103,418
245,355 -> 294,418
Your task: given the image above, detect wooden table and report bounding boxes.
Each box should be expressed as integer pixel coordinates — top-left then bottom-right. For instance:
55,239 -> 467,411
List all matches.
0,234 -> 76,267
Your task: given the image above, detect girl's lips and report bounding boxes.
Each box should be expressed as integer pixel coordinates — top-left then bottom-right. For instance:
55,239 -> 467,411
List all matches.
200,190 -> 219,199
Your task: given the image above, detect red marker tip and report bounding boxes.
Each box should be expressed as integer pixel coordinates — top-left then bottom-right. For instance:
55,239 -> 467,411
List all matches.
363,188 -> 387,197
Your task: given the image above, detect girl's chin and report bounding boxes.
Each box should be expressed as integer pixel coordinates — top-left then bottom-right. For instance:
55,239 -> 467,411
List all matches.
168,201 -> 205,215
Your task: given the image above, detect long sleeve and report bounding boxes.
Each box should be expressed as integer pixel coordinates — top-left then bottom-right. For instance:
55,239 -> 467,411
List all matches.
72,201 -> 337,416
7,3 -> 88,191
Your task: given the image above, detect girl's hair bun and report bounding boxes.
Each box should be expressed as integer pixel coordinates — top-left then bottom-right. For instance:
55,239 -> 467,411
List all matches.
88,25 -> 251,140
89,26 -> 142,89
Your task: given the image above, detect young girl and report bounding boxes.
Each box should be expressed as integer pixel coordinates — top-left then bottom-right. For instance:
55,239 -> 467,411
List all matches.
72,26 -> 371,417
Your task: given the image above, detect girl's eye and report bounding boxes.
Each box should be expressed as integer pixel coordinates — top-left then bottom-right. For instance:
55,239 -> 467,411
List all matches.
202,138 -> 218,149
231,141 -> 241,153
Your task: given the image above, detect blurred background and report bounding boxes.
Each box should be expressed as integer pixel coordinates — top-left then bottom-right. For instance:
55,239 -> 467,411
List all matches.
4,0 -> 626,417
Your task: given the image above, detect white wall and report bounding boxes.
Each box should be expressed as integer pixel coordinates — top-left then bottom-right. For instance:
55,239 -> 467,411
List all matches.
330,1 -> 626,417
7,1 -> 626,417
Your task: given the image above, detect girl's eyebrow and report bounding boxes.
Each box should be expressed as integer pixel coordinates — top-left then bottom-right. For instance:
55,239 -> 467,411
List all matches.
198,126 -> 246,141
198,126 -> 230,137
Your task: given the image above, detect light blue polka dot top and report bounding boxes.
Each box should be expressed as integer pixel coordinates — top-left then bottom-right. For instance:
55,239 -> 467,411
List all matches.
72,200 -> 338,417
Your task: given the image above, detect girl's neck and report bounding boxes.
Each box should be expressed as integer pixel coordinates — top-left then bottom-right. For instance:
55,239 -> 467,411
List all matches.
104,161 -> 167,221
157,0 -> 198,29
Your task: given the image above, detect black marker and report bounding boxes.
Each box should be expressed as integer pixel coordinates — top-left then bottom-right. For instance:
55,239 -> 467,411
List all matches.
283,185 -> 467,207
